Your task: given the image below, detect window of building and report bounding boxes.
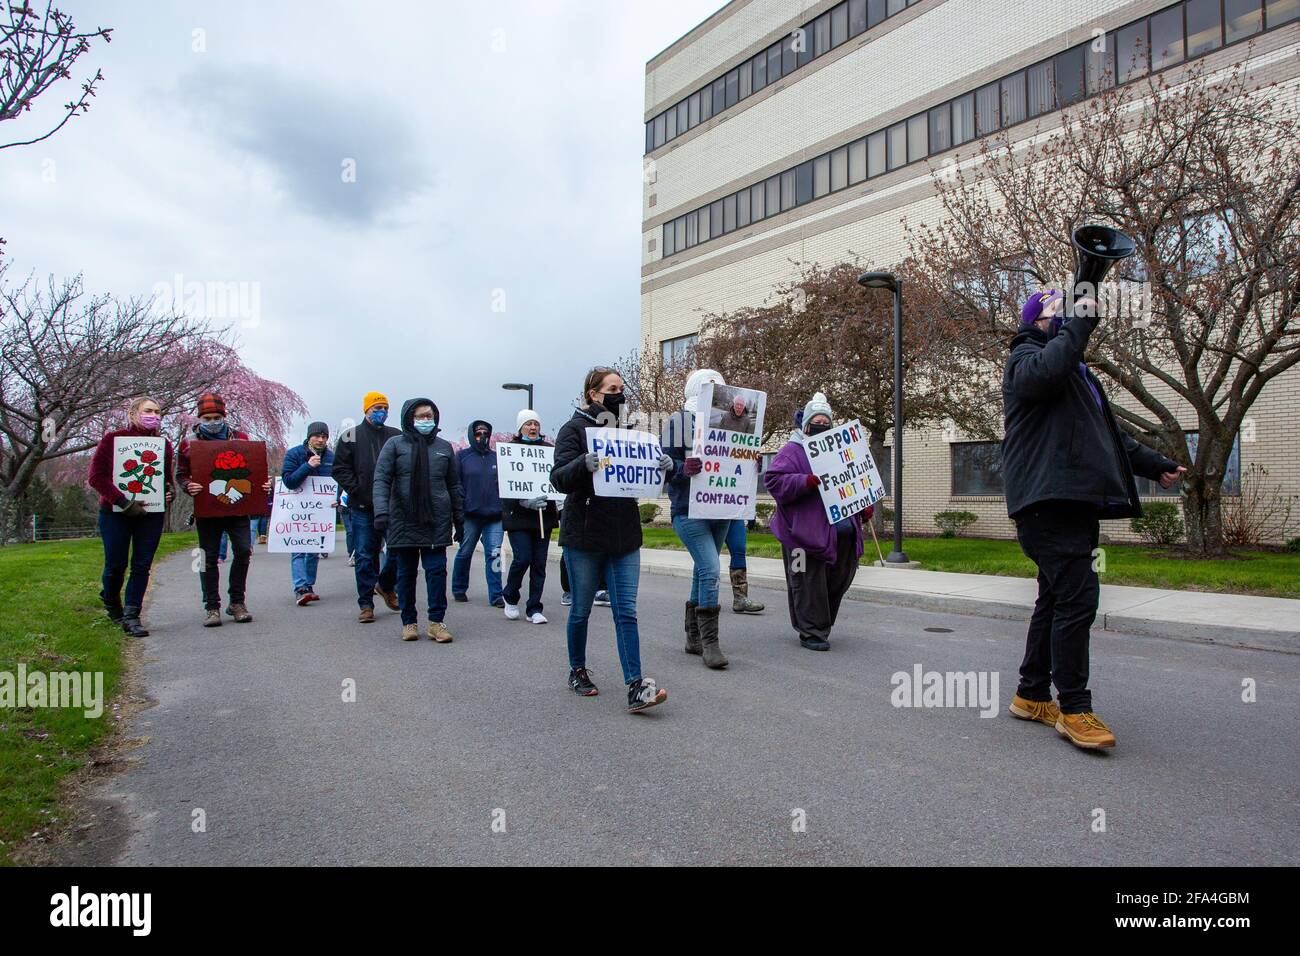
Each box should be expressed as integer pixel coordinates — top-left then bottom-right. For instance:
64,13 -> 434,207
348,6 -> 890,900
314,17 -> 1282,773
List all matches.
1001,71 -> 1027,127
887,121 -> 906,170
797,24 -> 815,67
814,12 -> 832,56
1027,61 -> 1055,117
723,193 -> 737,233
814,153 -> 831,197
850,0 -> 868,36
739,60 -> 752,99
780,169 -> 796,210
1225,0 -> 1264,40
1115,21 -> 1150,83
868,129 -> 887,177
736,188 -> 751,228
951,92 -> 975,145
662,221 -> 675,256
975,82 -> 1000,136
686,210 -> 698,246
849,137 -> 868,184
1151,5 -> 1186,70
1086,39 -> 1116,94
832,2 -> 849,46
766,176 -> 780,215
699,84 -> 713,122
1136,432 -> 1240,496
752,51 -> 767,92
1054,44 -> 1086,106
653,113 -> 666,149
1267,0 -> 1300,27
868,0 -> 887,28
675,217 -> 686,252
710,199 -> 723,236
725,68 -> 739,108
698,205 -> 711,243
751,182 -> 766,221
951,442 -> 1004,496
782,32 -> 797,76
768,43 -> 783,84
666,105 -> 677,140
907,113 -> 928,161
795,161 -> 814,204
831,145 -> 849,191
1186,0 -> 1224,54
661,334 -> 699,367
928,103 -> 950,154
713,76 -> 726,114
888,0 -> 905,13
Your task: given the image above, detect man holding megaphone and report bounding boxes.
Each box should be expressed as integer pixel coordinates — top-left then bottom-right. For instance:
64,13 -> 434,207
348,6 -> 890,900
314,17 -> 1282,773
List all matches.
1001,227 -> 1185,751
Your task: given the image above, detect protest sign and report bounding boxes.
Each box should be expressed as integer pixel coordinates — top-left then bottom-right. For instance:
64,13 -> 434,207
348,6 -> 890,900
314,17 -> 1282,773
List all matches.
688,383 -> 766,519
802,418 -> 886,522
268,476 -> 337,554
586,428 -> 664,499
497,442 -> 564,502
112,436 -> 167,513
190,440 -> 269,518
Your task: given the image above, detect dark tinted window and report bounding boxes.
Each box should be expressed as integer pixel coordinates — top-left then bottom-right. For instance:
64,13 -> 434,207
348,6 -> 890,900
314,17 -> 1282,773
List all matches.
951,442 -> 1004,496
850,0 -> 868,35
795,161 -> 814,204
1055,44 -> 1086,106
1116,22 -> 1150,82
1151,5 -> 1185,69
1225,0 -> 1263,40
868,0 -> 887,28
752,51 -> 767,91
832,3 -> 849,46
929,103 -> 951,153
1187,0 -> 1224,55
1267,0 -> 1300,26
725,68 -> 739,107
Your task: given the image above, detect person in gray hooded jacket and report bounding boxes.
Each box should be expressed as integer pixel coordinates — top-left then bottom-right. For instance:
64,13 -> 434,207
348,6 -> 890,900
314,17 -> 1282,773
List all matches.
372,398 -> 465,643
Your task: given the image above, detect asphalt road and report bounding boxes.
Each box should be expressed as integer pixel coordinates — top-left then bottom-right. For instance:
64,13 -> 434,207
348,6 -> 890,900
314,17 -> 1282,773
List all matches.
72,541 -> 1300,866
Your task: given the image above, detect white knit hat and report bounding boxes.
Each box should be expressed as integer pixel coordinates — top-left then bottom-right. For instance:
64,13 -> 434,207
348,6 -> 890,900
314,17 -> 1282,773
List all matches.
802,391 -> 832,429
683,368 -> 725,414
516,408 -> 540,433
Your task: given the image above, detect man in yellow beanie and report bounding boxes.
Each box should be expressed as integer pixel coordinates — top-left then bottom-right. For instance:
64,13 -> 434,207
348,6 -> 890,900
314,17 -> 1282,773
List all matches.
333,391 -> 402,622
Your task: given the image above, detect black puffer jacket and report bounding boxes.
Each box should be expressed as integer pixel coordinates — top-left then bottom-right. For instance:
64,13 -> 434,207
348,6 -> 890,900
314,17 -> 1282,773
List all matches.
372,398 -> 464,548
550,405 -> 643,555
1002,315 -> 1177,520
332,418 -> 400,513
501,436 -> 560,535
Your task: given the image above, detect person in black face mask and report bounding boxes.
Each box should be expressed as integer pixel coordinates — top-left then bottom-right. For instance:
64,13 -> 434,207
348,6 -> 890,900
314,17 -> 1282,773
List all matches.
549,366 -> 672,713
452,419 -> 504,607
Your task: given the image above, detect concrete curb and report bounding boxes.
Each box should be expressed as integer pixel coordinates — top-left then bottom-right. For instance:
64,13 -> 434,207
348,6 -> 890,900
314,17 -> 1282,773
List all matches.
535,546 -> 1298,655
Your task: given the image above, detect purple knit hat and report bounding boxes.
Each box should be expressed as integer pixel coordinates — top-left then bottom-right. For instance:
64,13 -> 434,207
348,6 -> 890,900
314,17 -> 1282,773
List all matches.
1020,289 -> 1063,326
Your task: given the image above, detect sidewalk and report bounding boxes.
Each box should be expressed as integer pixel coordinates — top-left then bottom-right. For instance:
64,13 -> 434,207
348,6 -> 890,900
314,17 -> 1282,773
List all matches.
527,544 -> 1299,654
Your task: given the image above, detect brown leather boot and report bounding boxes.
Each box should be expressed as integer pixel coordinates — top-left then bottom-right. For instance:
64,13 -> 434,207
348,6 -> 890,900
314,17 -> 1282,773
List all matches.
357,607 -> 375,624
696,605 -> 727,669
227,603 -> 253,623
203,608 -> 222,627
684,601 -> 701,655
375,584 -> 400,612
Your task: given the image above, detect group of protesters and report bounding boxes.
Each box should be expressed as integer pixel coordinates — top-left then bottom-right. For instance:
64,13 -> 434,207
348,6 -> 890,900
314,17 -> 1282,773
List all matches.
87,291 -> 1187,736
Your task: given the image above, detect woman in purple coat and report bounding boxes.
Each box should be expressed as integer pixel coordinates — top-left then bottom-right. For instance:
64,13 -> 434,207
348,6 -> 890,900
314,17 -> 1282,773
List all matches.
763,392 -> 872,652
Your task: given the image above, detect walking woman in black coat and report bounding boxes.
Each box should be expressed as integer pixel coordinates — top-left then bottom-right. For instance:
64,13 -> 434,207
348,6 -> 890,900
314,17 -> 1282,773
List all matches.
550,366 -> 672,713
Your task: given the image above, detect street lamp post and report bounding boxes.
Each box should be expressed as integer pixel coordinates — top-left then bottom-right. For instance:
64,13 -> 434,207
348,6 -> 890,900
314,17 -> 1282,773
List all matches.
502,382 -> 534,410
856,270 -> 909,564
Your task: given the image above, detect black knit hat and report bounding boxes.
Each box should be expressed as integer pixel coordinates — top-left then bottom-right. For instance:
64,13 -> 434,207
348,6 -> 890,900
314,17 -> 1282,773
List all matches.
306,421 -> 329,439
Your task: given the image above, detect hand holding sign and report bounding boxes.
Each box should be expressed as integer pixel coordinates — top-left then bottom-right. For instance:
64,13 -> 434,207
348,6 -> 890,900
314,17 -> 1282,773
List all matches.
802,418 -> 885,523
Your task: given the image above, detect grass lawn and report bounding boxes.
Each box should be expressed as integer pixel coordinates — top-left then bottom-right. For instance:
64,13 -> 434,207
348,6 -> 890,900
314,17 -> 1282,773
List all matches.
0,531 -> 196,866
639,527 -> 1299,598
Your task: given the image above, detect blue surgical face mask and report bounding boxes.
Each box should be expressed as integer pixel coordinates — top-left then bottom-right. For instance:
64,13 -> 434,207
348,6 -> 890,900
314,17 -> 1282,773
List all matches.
413,419 -> 436,435
199,418 -> 226,435
367,409 -> 388,426
522,433 -> 541,443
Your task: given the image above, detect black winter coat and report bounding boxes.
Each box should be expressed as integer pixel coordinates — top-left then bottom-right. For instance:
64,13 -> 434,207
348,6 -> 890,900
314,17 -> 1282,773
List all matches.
372,402 -> 464,549
550,405 -> 643,555
1002,315 -> 1177,520
500,436 -> 560,535
332,419 -> 401,513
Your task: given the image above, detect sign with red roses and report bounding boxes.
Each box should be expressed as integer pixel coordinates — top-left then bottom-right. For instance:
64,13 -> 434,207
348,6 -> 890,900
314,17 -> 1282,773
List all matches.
190,440 -> 269,518
112,436 -> 167,513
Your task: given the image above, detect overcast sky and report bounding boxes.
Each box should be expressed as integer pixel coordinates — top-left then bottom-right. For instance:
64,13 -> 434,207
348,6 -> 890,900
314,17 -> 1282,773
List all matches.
1,0 -> 717,442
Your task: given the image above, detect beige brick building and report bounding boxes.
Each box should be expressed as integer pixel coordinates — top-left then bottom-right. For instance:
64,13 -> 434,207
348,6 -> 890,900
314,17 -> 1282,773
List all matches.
641,0 -> 1300,544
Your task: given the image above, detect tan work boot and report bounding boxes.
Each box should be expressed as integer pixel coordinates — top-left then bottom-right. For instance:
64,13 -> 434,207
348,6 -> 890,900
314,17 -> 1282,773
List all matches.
427,621 -> 453,643
203,608 -> 223,628
401,623 -> 419,641
1056,711 -> 1117,749
1009,694 -> 1061,727
227,603 -> 252,623
375,584 -> 400,612
357,607 -> 375,624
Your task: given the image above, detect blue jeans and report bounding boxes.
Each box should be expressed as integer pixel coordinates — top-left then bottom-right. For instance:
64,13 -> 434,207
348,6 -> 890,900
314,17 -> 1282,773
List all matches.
255,515 -> 269,537
564,548 -> 642,684
291,552 -> 319,593
452,515 -> 503,603
725,518 -> 748,571
99,509 -> 165,609
349,509 -> 396,609
395,546 -> 448,625
504,529 -> 549,615
672,515 -> 729,608
341,510 -> 354,555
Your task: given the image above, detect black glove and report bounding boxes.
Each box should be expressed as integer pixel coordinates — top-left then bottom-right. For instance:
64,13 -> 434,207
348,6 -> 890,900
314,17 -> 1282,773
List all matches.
373,515 -> 388,533
454,524 -> 464,544
120,500 -> 147,518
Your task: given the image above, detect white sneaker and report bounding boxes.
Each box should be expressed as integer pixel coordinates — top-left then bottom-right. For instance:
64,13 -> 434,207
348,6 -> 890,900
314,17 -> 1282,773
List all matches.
529,612 -> 547,625
503,602 -> 520,621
